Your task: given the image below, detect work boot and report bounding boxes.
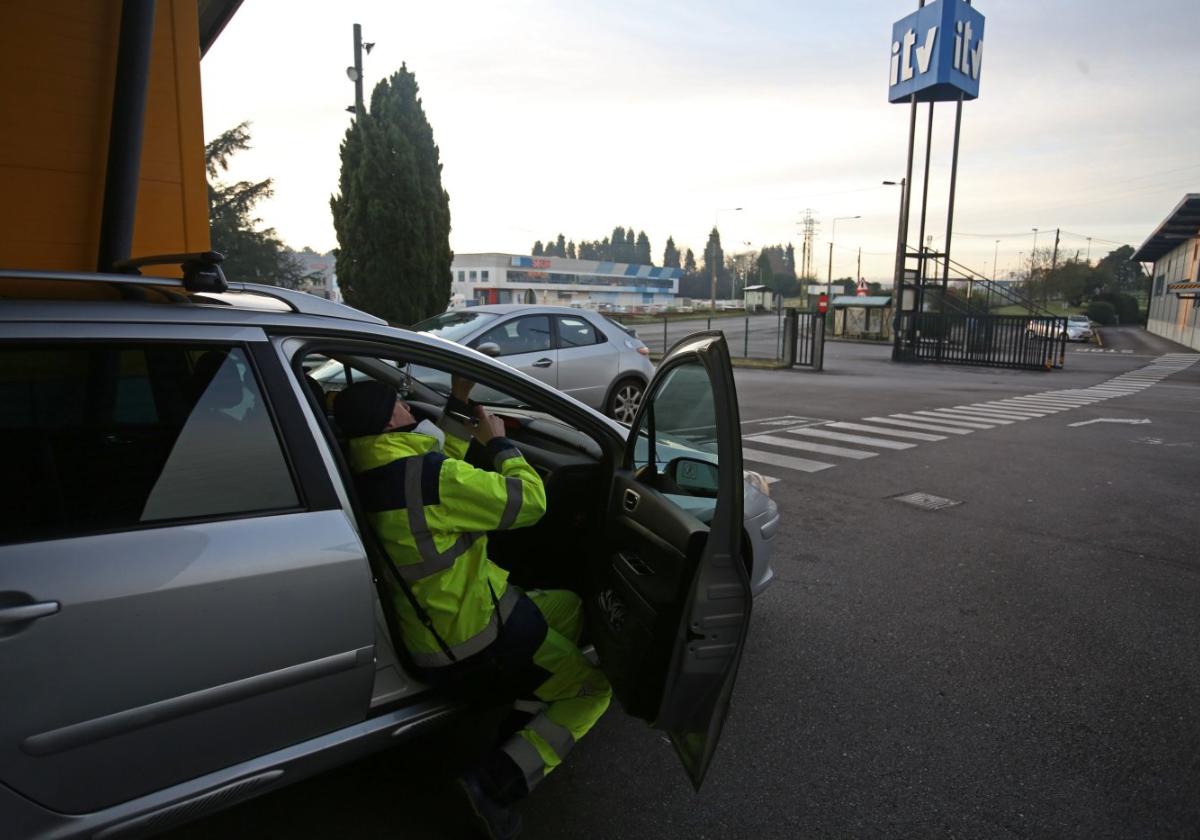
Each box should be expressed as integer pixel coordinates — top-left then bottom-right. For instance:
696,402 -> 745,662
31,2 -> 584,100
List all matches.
457,770 -> 524,840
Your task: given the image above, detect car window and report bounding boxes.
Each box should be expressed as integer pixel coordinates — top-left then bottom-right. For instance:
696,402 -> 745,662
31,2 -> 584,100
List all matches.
411,310 -> 499,343
630,362 -> 720,507
0,343 -> 300,544
556,315 -> 602,348
474,315 -> 552,356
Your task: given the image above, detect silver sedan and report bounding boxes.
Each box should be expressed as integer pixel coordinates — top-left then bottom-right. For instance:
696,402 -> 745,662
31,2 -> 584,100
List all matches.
412,305 -> 654,422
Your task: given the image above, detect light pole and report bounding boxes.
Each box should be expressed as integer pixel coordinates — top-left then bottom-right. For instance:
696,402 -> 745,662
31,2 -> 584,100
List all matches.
883,179 -> 907,297
710,207 -> 742,311
992,239 -> 1000,282
346,24 -> 375,118
1086,236 -> 1092,264
827,215 -> 861,300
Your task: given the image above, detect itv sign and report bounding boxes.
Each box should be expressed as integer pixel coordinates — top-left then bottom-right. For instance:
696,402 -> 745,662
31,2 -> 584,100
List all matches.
888,0 -> 985,103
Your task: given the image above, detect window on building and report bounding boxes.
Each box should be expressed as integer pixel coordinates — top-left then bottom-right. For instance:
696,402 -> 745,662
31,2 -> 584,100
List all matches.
0,344 -> 300,544
472,315 -> 552,357
481,270 -> 490,281
556,315 -> 600,348
457,271 -> 465,282
469,270 -> 477,280
1154,275 -> 1165,297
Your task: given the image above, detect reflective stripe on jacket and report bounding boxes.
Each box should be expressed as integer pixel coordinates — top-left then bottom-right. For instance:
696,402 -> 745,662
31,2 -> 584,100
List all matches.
347,410 -> 546,667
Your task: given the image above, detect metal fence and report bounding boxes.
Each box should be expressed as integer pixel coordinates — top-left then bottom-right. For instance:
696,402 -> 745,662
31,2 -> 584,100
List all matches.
893,313 -> 1067,370
621,311 -> 791,361
614,309 -> 828,368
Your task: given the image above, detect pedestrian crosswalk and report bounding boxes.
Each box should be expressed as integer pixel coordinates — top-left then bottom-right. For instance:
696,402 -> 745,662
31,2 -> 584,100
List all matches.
741,353 -> 1199,484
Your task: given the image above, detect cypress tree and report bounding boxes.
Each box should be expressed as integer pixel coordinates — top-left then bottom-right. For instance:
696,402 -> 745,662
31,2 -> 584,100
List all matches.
331,64 -> 452,325
663,236 -> 680,269
635,230 -> 652,265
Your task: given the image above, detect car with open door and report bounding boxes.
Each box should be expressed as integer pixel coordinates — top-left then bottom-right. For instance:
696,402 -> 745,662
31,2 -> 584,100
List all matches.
0,267 -> 771,837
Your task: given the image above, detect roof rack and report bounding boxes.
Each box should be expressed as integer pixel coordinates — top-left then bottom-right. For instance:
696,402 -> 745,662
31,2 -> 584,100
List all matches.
0,266 -> 387,325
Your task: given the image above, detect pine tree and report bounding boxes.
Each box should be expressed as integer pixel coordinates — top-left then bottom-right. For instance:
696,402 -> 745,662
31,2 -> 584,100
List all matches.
207,122 -> 306,287
635,230 -> 652,265
704,227 -> 725,277
663,236 -> 680,268
555,233 -> 567,258
784,243 -> 796,276
331,65 -> 452,324
532,240 -> 544,256
566,240 -> 577,259
609,227 -> 625,261
683,248 -> 696,274
624,229 -> 636,262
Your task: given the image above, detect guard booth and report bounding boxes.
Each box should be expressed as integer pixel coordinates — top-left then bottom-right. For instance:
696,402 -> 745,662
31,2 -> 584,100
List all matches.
832,295 -> 893,340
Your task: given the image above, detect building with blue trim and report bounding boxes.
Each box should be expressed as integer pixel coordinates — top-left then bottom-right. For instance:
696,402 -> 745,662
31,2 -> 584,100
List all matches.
449,253 -> 681,310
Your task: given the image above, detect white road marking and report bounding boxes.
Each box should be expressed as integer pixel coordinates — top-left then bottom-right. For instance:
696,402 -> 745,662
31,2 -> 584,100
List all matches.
925,409 -> 1014,424
974,404 -> 1050,416
891,413 -> 995,429
745,434 -> 878,460
741,447 -> 836,473
1068,418 -> 1152,427
952,406 -> 1040,419
829,422 -> 948,441
787,428 -> 917,450
862,416 -> 974,435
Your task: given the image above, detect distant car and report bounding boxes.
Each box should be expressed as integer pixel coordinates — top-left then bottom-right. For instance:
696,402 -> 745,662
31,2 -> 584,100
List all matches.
1065,314 -> 1094,342
1027,316 -> 1091,342
412,305 -> 654,422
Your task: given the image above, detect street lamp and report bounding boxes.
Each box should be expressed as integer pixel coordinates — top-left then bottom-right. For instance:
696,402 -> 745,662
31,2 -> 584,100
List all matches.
827,215 -> 862,300
992,239 -> 999,282
711,207 -> 742,311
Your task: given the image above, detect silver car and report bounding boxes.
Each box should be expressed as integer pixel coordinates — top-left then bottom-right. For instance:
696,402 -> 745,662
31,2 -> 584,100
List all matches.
412,305 -> 654,423
0,267 -> 777,839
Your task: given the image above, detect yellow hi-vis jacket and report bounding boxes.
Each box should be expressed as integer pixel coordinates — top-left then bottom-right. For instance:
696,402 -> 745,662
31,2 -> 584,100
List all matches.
347,410 -> 546,668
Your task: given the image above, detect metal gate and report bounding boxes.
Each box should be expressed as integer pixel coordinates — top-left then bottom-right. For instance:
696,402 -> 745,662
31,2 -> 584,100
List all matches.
894,313 -> 1066,370
789,310 -> 825,370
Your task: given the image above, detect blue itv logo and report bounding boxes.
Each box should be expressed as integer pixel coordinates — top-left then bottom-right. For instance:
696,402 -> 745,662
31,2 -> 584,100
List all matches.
888,0 -> 985,103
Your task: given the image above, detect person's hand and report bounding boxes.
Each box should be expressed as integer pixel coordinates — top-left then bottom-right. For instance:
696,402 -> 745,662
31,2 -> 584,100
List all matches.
451,374 -> 474,402
471,404 -> 505,445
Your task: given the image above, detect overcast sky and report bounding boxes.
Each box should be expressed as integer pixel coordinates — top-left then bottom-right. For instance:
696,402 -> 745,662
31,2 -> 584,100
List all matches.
201,0 -> 1200,282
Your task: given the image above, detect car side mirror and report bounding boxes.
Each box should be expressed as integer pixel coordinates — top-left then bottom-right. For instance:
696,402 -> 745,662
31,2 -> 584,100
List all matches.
665,456 -> 719,498
476,342 -> 501,358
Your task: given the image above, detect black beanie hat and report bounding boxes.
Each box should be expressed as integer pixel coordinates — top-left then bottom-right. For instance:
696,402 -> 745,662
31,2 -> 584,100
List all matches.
334,380 -> 398,438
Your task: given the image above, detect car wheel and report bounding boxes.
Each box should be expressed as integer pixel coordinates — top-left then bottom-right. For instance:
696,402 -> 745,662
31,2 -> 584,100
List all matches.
607,378 -> 644,423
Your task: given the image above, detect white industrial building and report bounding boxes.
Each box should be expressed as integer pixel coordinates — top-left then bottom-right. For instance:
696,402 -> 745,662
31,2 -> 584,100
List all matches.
450,253 -> 681,311
1135,194 -> 1200,351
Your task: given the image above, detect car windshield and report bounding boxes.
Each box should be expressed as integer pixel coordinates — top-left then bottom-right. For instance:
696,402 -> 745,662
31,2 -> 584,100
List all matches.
411,311 -> 498,344
1068,315 -> 1089,323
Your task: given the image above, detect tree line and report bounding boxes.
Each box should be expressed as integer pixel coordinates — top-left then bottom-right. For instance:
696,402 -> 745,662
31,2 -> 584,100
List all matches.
533,226 -> 816,300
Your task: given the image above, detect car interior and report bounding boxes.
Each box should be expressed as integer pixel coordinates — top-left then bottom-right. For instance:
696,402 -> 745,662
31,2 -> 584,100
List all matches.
292,345 -> 730,724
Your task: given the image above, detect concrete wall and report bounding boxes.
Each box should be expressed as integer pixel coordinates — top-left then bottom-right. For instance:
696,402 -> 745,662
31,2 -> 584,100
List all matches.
1147,236 -> 1200,351
0,0 -> 209,273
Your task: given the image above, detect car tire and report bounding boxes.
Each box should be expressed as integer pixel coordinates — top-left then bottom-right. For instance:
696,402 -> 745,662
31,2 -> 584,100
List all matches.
606,377 -> 645,424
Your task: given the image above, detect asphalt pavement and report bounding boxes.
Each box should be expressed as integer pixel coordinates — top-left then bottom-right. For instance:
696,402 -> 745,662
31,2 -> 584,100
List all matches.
168,326 -> 1200,840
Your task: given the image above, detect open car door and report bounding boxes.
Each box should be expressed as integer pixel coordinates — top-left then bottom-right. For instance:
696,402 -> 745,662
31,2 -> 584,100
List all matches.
587,332 -> 750,789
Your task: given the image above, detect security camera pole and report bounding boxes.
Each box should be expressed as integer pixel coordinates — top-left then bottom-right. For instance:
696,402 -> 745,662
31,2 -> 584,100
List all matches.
351,24 -> 364,117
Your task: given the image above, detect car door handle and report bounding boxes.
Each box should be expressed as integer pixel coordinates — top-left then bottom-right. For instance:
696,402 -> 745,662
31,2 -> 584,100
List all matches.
0,601 -> 60,625
532,358 -> 553,368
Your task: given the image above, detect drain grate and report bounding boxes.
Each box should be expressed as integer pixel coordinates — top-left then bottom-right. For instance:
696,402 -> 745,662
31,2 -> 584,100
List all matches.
893,491 -> 962,511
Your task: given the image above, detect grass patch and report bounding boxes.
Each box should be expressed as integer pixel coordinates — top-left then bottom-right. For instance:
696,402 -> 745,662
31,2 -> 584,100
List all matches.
616,309 -> 754,325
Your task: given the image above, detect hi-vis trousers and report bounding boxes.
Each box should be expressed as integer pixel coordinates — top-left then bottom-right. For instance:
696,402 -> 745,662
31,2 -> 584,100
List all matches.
420,586 -> 612,802
497,589 -> 612,793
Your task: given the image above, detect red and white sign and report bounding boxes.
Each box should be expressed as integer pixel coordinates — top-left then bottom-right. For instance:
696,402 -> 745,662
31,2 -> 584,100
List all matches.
856,278 -> 869,296
817,293 -> 828,314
